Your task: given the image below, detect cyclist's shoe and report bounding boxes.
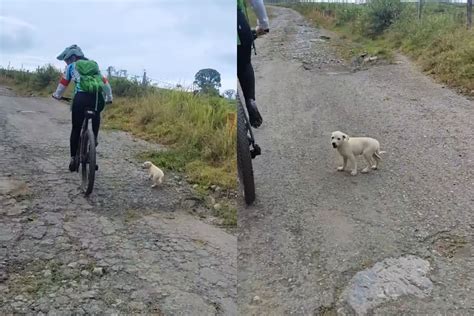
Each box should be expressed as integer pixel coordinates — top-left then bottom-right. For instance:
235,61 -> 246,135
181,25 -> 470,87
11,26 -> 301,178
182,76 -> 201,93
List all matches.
246,99 -> 263,128
69,157 -> 76,172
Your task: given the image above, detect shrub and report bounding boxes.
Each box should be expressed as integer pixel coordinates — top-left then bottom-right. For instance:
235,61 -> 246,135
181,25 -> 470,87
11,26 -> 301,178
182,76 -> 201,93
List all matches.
362,0 -> 403,37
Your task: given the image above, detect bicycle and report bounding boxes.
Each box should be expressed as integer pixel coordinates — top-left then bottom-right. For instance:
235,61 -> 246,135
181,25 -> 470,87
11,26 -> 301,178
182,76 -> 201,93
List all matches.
236,29 -> 268,205
59,96 -> 97,196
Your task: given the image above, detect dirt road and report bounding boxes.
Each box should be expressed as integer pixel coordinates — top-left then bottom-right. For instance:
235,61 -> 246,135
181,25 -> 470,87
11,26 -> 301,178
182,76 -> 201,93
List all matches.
0,87 -> 236,315
238,6 -> 473,315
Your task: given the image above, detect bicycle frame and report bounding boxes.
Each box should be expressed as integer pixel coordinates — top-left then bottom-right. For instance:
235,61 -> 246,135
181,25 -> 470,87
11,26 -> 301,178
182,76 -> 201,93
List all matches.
237,81 -> 256,147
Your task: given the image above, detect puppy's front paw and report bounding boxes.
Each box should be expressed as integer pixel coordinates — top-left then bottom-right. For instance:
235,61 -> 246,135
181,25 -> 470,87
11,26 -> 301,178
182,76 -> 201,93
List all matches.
351,170 -> 357,176
337,166 -> 344,171
371,165 -> 378,170
361,168 -> 369,173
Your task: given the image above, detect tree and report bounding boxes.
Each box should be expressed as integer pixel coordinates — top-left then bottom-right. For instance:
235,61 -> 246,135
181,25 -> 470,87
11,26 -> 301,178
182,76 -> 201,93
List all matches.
224,89 -> 236,99
193,68 -> 221,96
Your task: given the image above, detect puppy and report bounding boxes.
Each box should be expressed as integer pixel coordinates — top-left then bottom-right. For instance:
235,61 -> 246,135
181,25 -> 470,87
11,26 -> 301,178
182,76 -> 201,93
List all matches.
142,161 -> 164,188
331,131 -> 385,176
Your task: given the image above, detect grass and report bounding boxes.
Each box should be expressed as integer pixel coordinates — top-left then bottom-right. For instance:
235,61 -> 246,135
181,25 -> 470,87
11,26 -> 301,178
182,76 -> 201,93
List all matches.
103,90 -> 237,190
288,2 -> 474,94
213,203 -> 237,226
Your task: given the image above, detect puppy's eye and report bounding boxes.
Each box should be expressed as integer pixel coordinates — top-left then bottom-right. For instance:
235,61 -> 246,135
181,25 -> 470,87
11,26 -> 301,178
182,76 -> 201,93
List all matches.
338,138 -> 341,141
331,136 -> 334,139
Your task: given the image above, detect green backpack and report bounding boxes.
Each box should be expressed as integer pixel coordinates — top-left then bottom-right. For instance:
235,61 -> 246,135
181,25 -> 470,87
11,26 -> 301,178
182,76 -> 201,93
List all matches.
75,59 -> 105,111
76,59 -> 104,93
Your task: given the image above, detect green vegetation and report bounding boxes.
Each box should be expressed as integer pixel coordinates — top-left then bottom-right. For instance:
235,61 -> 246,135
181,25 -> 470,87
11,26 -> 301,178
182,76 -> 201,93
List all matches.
104,89 -> 236,190
289,1 -> 473,94
0,64 -> 61,96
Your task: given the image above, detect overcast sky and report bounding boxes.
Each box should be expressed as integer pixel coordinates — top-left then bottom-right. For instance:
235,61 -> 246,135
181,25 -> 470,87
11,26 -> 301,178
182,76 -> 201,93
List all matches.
0,0 -> 236,92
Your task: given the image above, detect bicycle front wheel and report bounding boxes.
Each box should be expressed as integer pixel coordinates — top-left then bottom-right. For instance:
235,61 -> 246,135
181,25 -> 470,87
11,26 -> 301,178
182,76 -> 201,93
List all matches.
81,123 -> 96,196
236,89 -> 256,205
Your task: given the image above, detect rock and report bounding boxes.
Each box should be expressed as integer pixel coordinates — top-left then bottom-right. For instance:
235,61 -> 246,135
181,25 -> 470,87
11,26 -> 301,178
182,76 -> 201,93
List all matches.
81,270 -> 90,277
14,295 -> 26,301
341,255 -> 433,315
182,199 -> 197,209
23,221 -> 47,239
192,184 -> 199,189
129,301 -> 146,311
92,267 -> 104,276
210,185 -> 217,191
82,290 -> 97,299
11,301 -> 24,309
43,270 -> 52,277
68,262 -> 79,269
252,295 -> 262,304
205,196 -> 216,206
0,270 -> 8,282
6,205 -> 27,216
213,203 -> 222,211
319,35 -> 331,40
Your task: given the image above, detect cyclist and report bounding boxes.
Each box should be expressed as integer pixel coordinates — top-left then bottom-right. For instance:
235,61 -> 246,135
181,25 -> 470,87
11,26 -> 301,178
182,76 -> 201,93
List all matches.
237,0 -> 269,128
52,45 -> 113,172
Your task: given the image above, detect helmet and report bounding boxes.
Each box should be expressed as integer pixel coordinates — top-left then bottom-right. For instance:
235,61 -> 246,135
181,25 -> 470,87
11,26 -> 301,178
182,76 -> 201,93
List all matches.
56,44 -> 85,61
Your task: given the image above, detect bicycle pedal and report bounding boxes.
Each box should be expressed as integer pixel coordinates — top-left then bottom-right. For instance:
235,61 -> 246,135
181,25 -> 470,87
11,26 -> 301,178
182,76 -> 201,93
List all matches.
250,144 -> 261,159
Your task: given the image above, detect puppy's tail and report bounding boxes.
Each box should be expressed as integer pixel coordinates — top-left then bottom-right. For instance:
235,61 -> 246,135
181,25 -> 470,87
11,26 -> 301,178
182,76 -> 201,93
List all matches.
374,150 -> 386,160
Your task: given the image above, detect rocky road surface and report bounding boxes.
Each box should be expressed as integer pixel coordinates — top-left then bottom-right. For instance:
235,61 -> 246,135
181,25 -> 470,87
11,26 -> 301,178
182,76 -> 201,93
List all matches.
238,6 -> 473,315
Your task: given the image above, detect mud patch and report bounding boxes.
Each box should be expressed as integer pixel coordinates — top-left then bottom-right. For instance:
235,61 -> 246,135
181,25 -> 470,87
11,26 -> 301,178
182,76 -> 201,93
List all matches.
0,177 -> 29,197
341,255 -> 433,315
432,235 -> 468,258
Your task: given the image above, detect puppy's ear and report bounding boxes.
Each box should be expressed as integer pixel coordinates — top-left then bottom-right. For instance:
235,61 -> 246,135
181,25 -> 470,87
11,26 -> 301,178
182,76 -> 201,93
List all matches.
343,134 -> 349,141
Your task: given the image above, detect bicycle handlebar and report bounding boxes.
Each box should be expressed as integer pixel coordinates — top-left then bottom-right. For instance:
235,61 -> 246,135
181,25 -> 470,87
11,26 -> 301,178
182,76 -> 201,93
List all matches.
252,29 -> 269,40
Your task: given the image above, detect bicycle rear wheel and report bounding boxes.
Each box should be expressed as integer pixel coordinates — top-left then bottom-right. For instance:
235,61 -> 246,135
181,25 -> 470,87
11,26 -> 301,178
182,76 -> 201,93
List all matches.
81,122 -> 96,195
236,88 -> 256,205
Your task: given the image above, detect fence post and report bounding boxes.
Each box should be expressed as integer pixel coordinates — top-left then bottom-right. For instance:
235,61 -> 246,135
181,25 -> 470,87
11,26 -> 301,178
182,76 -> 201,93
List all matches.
468,0 -> 473,29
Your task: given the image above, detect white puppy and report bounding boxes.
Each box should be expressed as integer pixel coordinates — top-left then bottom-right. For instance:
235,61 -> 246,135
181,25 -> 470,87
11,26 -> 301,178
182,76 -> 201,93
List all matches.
142,161 -> 164,188
331,131 -> 385,176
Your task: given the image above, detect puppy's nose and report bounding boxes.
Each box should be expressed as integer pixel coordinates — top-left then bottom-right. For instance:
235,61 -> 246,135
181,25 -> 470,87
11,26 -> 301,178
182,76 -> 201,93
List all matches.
332,143 -> 337,148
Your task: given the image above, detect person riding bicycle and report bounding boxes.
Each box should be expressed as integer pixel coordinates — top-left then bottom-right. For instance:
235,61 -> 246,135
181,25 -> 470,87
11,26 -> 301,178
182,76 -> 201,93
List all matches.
237,0 -> 269,128
52,44 -> 113,172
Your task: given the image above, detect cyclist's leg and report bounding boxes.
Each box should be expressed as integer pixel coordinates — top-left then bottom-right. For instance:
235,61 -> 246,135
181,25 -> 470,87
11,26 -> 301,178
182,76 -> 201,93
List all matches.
237,8 -> 262,128
91,112 -> 100,146
237,9 -> 254,100
70,93 -> 85,171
